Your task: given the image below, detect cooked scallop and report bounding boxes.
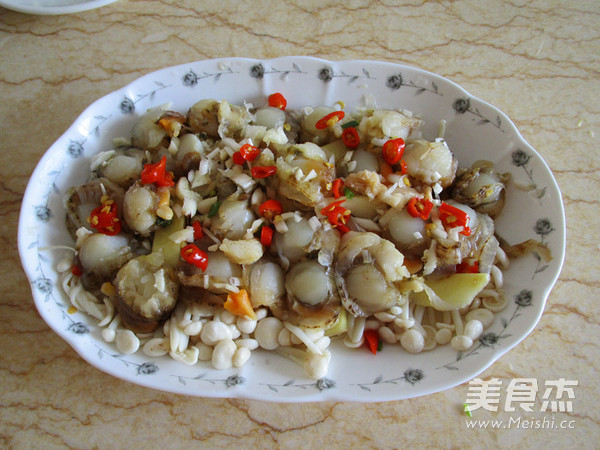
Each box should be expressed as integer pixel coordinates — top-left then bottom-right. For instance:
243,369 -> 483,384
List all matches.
247,259 -> 285,308
131,104 -> 169,150
210,200 -> 255,240
271,260 -> 341,329
403,139 -> 457,188
452,161 -> 510,218
122,182 -> 159,236
275,143 -> 336,207
335,231 -> 409,317
116,253 -> 179,333
78,233 -> 134,280
379,206 -> 429,255
65,178 -> 125,237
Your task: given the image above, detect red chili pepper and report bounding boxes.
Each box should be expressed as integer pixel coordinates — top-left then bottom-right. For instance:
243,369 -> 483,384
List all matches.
71,265 -> 82,277
140,155 -> 174,187
268,92 -> 287,110
315,111 -> 345,130
327,211 -> 350,229
456,259 -> 479,273
321,199 -> 346,216
342,127 -> 360,149
260,225 -> 274,246
89,197 -> 121,236
406,197 -> 434,221
382,138 -> 405,165
240,143 -> 261,162
400,159 -> 408,175
439,202 -> 471,236
192,221 -> 204,240
332,178 -> 344,199
336,223 -> 351,234
259,199 -> 283,220
181,244 -> 208,272
320,200 -> 351,233
251,166 -> 277,178
363,329 -> 380,354
232,151 -> 246,165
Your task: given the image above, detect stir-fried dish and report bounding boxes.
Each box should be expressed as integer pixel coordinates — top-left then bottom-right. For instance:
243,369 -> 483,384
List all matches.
59,94 -> 517,379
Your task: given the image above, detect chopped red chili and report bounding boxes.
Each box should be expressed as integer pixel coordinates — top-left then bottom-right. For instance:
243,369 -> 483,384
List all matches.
268,92 -> 287,110
342,127 -> 360,149
232,151 -> 246,165
260,225 -> 274,246
88,196 -> 121,236
336,223 -> 351,234
321,199 -> 351,233
240,143 -> 261,162
259,199 -> 283,220
71,265 -> 82,277
439,202 -> 471,236
363,329 -> 380,354
321,199 -> 346,216
181,244 -> 208,272
192,221 -> 204,240
382,138 -> 405,165
315,111 -> 345,129
456,259 -> 479,273
332,178 -> 344,199
400,159 -> 408,175
140,155 -> 174,187
406,197 -> 434,220
251,166 -> 277,178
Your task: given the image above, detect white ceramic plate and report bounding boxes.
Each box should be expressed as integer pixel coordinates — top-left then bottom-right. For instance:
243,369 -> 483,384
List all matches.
19,57 -> 565,402
0,0 -> 117,15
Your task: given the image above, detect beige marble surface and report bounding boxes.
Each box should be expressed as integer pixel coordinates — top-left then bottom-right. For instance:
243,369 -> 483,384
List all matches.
1,0 -> 598,447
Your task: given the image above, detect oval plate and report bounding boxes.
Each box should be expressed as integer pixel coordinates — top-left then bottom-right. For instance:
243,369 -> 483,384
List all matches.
18,57 -> 565,402
0,0 -> 117,15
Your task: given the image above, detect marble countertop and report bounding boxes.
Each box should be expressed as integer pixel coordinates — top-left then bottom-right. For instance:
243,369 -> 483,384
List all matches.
1,0 -> 598,447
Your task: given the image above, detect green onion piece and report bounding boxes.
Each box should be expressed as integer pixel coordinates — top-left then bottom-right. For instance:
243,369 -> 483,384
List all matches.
377,340 -> 383,352
343,187 -> 355,199
155,217 -> 173,228
341,120 -> 360,129
208,201 -> 221,218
